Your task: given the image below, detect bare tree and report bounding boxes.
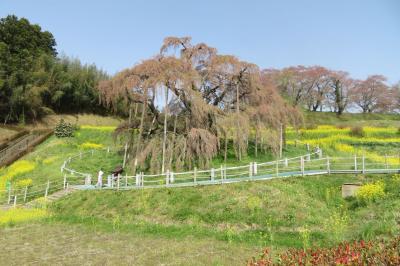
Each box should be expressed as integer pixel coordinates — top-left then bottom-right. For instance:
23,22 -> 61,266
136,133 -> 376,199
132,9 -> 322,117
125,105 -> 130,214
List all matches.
351,75 -> 391,113
99,36 -> 299,172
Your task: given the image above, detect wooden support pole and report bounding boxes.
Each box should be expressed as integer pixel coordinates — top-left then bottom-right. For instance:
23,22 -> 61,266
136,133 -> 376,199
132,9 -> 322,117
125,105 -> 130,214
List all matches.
13,195 -> 17,208
284,158 -> 288,168
125,174 -> 128,187
253,162 -> 258,175
301,156 -> 304,176
194,167 -> 197,184
279,123 -> 283,158
276,160 -> 279,177
63,174 -> 67,190
220,165 -> 223,181
211,168 -> 215,181
249,162 -> 253,177
123,143 -> 128,169
170,172 -> 174,183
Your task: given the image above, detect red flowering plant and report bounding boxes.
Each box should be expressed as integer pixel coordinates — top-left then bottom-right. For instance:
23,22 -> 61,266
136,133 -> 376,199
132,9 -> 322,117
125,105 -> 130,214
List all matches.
248,237 -> 400,265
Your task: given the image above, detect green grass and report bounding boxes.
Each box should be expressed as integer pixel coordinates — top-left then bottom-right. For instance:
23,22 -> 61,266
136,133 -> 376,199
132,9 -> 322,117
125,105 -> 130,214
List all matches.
304,112 -> 400,127
51,173 -> 400,249
2,113 -> 400,264
0,222 -> 255,265
0,127 -> 123,202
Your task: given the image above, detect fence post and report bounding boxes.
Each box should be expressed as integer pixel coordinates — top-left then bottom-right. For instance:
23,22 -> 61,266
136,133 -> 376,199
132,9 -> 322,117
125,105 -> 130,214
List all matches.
141,172 -> 144,187
66,182 -> 69,190
166,170 -> 170,185
318,148 -> 323,159
276,160 -> 279,177
249,162 -> 253,177
13,195 -> 17,208
170,171 -> 174,183
253,162 -> 258,175
63,174 -> 67,190
194,167 -> 197,184
301,156 -> 304,176
224,165 -> 227,180
7,184 -> 11,204
354,155 -> 357,171
220,165 -> 223,181
327,156 -> 330,174
306,143 -> 310,151
24,186 -> 28,202
45,180 -> 50,199
135,174 -> 139,187
211,168 -> 215,181
125,174 -> 128,187
362,154 -> 365,174
284,158 -> 288,168
117,174 -> 120,190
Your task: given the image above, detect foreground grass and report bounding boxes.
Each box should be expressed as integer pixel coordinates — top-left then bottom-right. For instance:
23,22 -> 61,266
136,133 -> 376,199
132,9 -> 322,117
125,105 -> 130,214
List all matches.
52,173 -> 400,250
0,222 -> 254,265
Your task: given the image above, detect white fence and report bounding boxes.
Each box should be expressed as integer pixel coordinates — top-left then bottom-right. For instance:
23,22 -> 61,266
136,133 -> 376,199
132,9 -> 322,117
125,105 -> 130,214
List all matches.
2,147 -> 399,208
60,148 -> 400,190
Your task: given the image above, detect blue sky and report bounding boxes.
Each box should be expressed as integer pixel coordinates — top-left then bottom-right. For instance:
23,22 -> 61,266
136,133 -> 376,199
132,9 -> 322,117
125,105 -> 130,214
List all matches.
1,0 -> 399,84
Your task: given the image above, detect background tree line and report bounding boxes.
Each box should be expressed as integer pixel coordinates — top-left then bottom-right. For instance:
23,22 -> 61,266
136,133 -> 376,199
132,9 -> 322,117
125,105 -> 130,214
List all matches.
264,66 -> 400,114
0,15 -> 108,124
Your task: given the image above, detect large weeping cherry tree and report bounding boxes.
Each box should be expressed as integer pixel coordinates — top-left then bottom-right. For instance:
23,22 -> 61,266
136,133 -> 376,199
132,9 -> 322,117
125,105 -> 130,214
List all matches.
99,37 -> 301,174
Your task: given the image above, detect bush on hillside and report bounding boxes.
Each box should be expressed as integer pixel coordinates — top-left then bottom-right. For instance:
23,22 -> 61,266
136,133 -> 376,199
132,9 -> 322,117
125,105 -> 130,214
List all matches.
248,237 -> 400,265
54,119 -> 75,138
350,126 -> 365,137
356,181 -> 385,202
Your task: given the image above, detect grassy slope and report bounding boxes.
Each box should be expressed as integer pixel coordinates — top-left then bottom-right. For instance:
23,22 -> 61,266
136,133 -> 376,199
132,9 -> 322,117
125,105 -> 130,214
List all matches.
304,112 -> 400,127
52,173 -> 400,250
2,112 -> 400,264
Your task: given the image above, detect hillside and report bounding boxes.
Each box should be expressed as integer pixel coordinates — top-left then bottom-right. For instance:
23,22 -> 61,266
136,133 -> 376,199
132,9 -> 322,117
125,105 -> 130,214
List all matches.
0,113 -> 399,265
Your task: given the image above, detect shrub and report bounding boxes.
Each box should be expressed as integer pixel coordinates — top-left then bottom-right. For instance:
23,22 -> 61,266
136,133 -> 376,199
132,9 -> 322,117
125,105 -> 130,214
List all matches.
15,178 -> 33,188
42,156 -> 58,164
54,119 -> 75,138
350,126 -> 365,137
80,142 -> 104,149
0,160 -> 36,192
356,181 -> 385,202
248,237 -> 400,265
0,208 -> 48,225
247,196 -> 263,211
